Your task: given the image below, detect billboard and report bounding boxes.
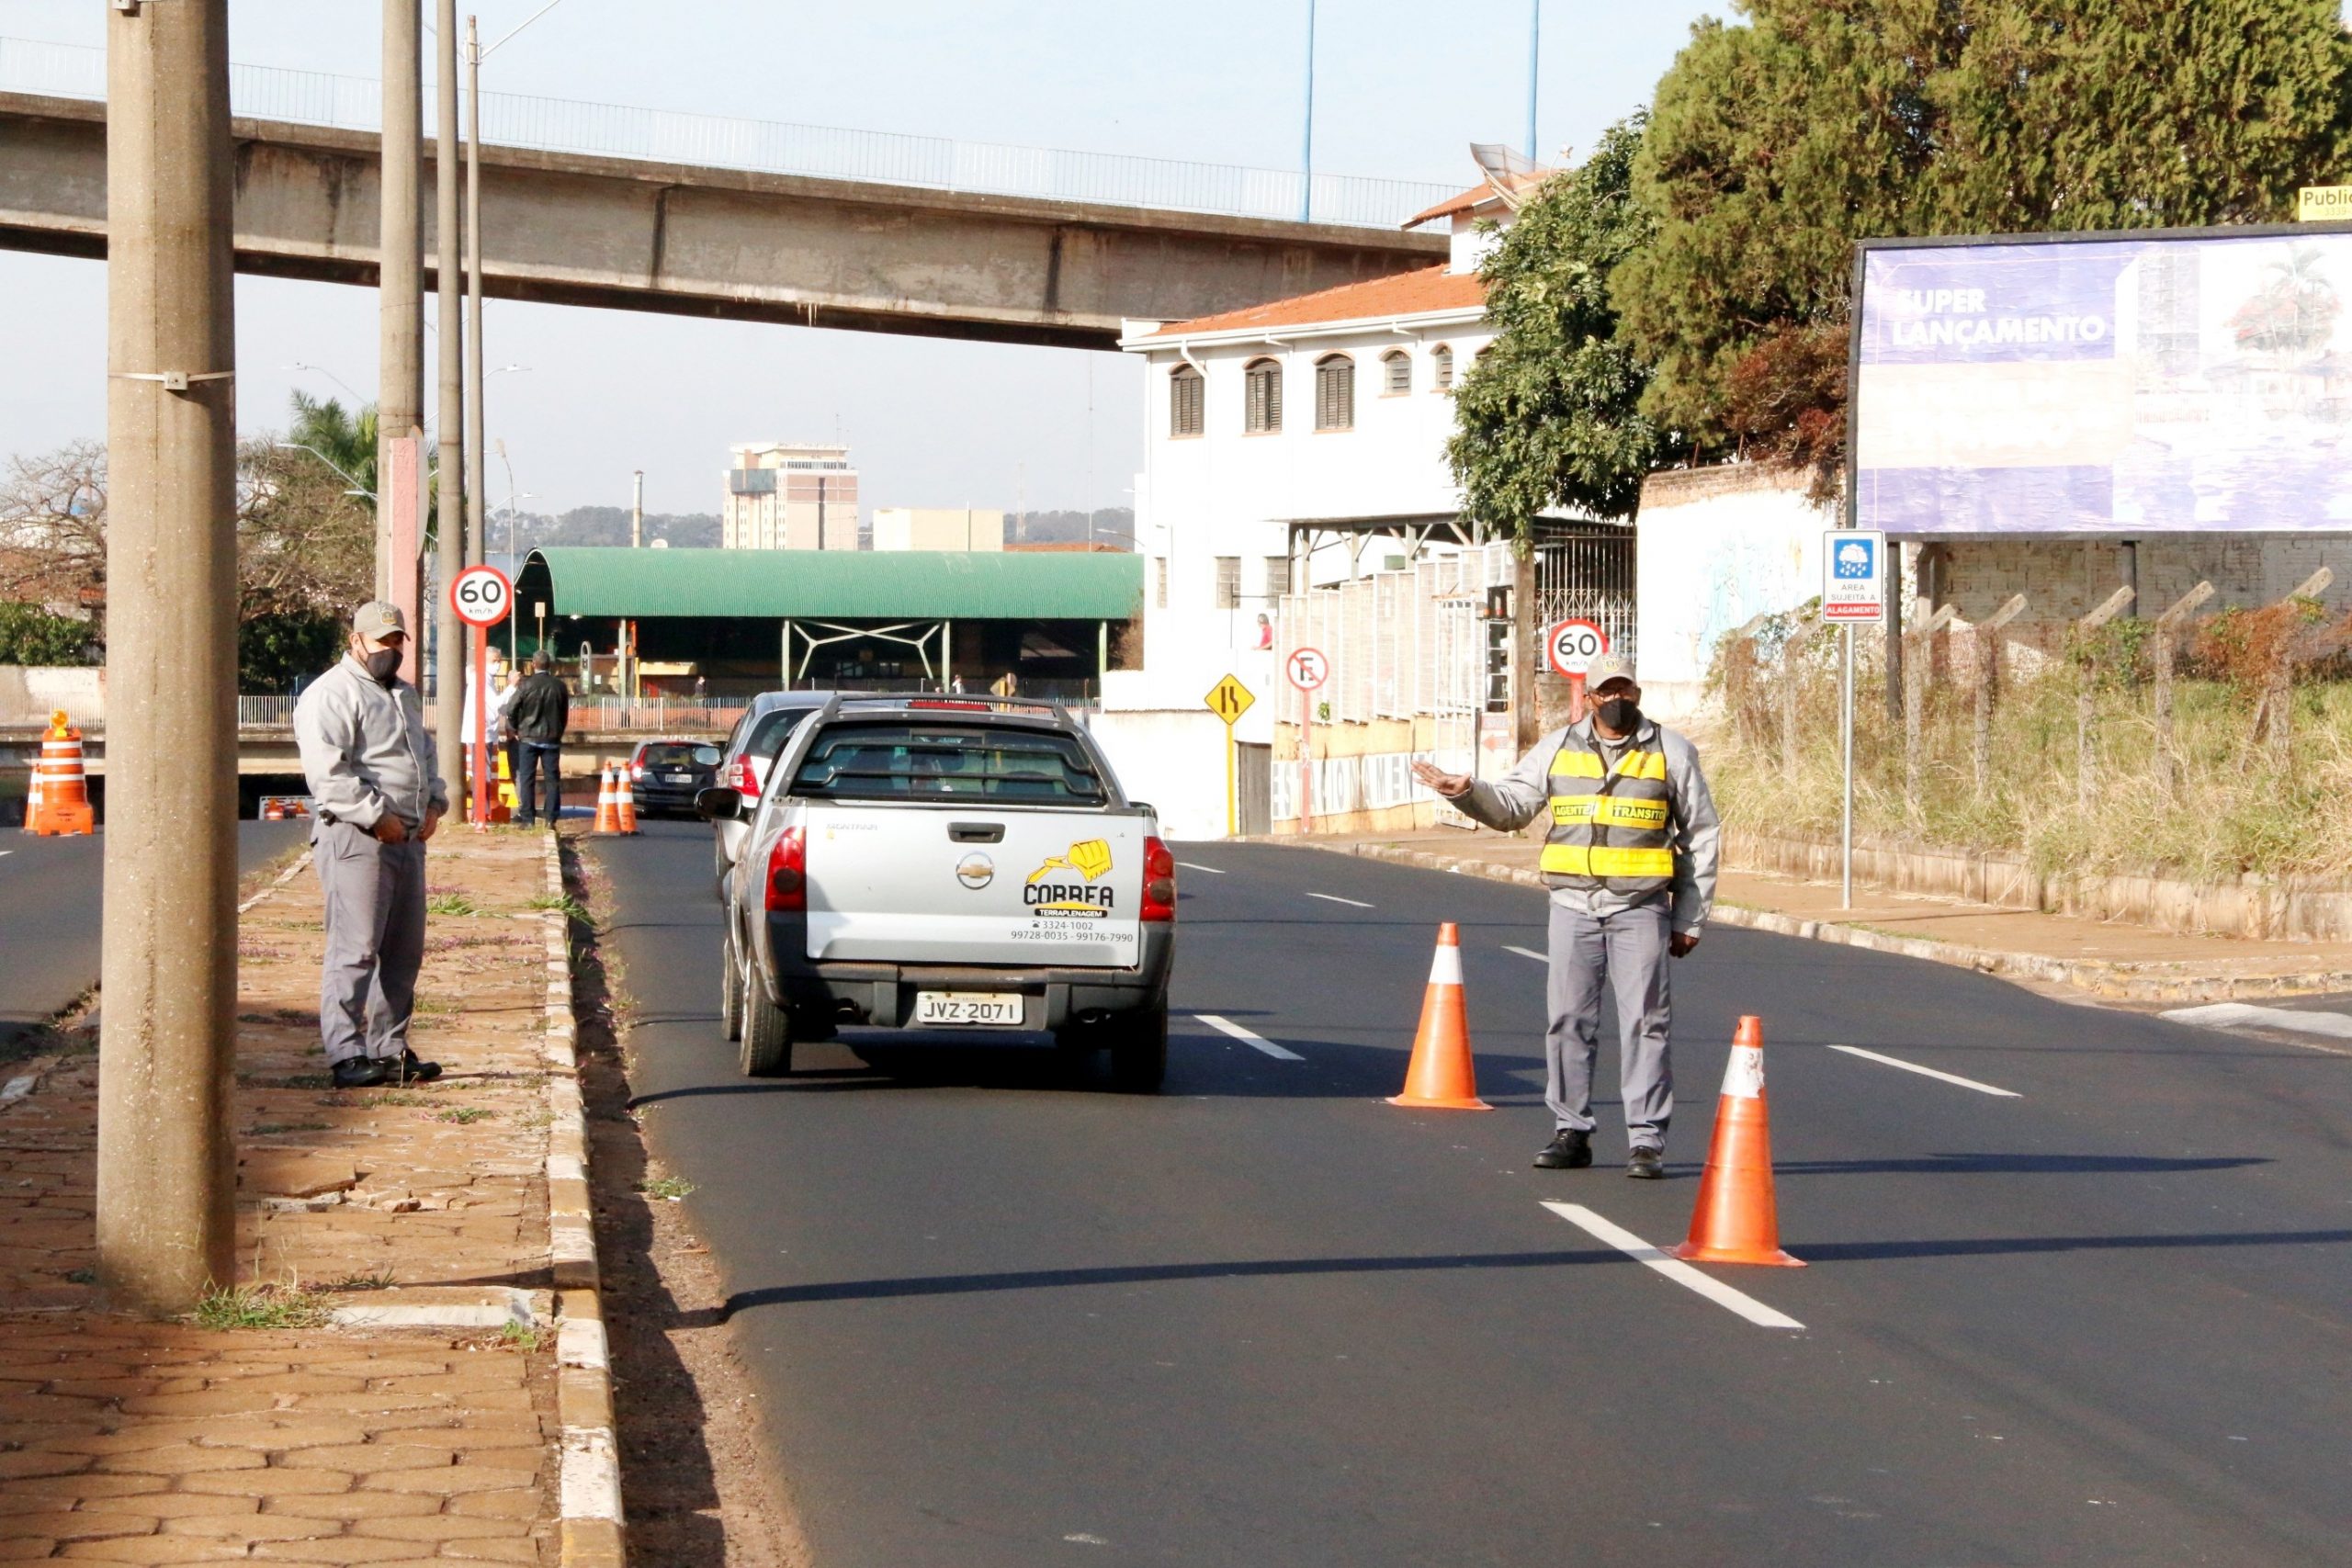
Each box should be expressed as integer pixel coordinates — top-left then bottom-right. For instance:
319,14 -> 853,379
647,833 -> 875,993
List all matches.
1853,228 -> 2352,533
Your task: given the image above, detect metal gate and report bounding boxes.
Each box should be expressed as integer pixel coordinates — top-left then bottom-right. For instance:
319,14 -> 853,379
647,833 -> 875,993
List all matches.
1237,743 -> 1271,836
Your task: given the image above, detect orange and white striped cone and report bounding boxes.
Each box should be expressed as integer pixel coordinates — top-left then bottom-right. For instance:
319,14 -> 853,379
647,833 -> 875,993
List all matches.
614,765 -> 640,834
591,763 -> 622,834
26,711 -> 94,837
1670,1016 -> 1804,1267
1385,922 -> 1492,1111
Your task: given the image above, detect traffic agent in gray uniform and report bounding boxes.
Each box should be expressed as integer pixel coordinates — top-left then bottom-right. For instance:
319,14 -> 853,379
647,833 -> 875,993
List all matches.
292,602 -> 449,1089
1413,652 -> 1720,1178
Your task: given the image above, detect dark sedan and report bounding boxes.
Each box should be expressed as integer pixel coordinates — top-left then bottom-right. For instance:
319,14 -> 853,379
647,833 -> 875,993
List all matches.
628,739 -> 722,816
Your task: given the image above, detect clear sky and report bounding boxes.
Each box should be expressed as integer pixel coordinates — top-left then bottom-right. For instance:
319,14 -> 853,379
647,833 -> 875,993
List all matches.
0,1 -> 1721,519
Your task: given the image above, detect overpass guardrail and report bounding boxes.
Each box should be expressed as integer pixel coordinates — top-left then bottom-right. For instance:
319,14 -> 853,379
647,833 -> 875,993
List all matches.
2,36 -> 1459,231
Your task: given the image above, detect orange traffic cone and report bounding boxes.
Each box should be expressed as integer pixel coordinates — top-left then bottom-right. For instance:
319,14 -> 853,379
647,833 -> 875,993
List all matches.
25,711 -> 94,837
614,764 -> 639,834
1386,922 -> 1492,1111
592,763 -> 621,834
1670,1016 -> 1804,1267
263,799 -> 286,821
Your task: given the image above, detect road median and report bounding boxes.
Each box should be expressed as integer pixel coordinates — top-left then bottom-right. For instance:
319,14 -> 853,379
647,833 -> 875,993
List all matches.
0,825 -> 617,1566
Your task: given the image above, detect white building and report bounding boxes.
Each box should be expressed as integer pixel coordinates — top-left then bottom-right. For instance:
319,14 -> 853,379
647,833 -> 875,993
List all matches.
870,507 -> 1005,552
722,443 -> 859,550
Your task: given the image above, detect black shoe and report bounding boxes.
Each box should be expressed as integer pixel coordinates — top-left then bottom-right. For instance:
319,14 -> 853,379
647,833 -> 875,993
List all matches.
1532,1128 -> 1593,1169
1626,1146 -> 1665,1179
395,1050 -> 442,1084
331,1056 -> 391,1089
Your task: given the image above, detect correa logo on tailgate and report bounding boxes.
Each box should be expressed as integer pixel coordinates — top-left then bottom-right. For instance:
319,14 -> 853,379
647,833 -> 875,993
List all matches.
1023,839 -> 1114,917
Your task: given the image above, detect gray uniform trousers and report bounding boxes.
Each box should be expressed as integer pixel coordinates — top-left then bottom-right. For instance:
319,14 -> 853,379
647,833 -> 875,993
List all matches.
1545,899 -> 1674,1151
313,819 -> 427,1066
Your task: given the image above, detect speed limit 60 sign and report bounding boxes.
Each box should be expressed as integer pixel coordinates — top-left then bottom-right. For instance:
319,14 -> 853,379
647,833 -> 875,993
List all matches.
450,564 -> 514,628
1545,619 -> 1608,679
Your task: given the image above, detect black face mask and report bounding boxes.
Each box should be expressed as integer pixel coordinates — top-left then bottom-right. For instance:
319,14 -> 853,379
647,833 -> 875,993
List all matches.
1596,696 -> 1642,733
363,649 -> 402,684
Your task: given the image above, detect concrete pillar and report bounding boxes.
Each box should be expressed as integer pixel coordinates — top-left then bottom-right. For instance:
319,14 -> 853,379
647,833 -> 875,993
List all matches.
432,0 -> 466,808
97,0 -> 240,1314
463,17 -> 486,571
379,1 -> 423,609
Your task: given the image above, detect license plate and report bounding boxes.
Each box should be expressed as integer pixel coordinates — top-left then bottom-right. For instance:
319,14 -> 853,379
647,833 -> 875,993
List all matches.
665,773 -> 694,784
914,991 -> 1024,1026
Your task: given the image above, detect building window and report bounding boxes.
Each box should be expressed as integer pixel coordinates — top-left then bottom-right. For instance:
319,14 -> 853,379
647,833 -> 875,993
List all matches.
1264,555 -> 1291,598
1431,344 -> 1454,391
1244,358 -> 1283,434
1315,354 -> 1354,431
1155,557 -> 1169,610
1381,349 -> 1411,396
1170,365 -> 1204,437
1214,556 -> 1241,609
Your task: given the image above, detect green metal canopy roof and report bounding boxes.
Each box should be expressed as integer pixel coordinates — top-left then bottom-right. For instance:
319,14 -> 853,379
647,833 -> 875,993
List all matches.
520,547 -> 1142,621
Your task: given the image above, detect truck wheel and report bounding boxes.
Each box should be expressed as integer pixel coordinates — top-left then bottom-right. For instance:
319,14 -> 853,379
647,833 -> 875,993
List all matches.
739,952 -> 793,1077
1105,1005 -> 1168,1094
719,926 -> 743,1042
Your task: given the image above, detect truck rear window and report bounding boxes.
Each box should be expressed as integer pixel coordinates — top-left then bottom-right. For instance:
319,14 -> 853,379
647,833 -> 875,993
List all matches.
790,723 -> 1107,805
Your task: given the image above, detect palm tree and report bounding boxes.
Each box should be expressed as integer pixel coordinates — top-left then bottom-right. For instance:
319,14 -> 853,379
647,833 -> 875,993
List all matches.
287,391 -> 379,502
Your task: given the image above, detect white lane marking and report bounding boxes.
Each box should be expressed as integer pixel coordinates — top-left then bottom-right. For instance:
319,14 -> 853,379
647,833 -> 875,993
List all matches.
1542,1201 -> 1804,1331
1305,892 -> 1374,908
1827,1044 -> 2020,1098
1504,945 -> 1546,962
2162,1001 -> 2352,1043
1176,862 -> 1227,874
1193,1014 -> 1304,1061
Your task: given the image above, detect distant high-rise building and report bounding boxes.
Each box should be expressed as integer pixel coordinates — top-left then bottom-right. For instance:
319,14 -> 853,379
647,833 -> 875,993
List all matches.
722,443 -> 859,549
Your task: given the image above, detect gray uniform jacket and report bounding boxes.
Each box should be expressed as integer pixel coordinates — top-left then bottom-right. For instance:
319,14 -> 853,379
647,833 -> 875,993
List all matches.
293,656 -> 448,830
1455,717 -> 1723,936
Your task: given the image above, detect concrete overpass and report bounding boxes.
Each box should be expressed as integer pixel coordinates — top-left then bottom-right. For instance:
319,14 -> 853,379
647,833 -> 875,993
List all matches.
0,90 -> 1449,350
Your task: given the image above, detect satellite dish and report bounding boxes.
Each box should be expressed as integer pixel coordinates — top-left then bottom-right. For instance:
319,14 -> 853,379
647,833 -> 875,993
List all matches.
1468,141 -> 1552,211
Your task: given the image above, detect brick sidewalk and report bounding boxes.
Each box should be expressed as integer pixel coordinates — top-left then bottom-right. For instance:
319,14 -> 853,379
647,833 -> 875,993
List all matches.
1273,828 -> 2352,1001
0,829 -> 579,1564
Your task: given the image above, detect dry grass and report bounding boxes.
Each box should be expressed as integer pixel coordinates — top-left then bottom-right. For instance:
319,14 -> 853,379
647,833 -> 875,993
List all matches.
1708,644 -> 2352,885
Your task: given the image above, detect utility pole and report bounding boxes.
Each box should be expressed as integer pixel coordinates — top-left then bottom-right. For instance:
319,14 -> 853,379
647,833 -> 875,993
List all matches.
379,1 -> 424,673
631,468 -> 643,549
1525,0 -> 1541,160
463,15 -> 486,570
1298,0 -> 1317,222
433,0 -> 466,811
97,0 -> 239,1314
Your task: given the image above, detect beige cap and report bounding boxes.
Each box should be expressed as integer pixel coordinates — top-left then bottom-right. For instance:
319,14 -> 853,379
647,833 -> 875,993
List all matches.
352,601 -> 407,640
1589,651 -> 1637,691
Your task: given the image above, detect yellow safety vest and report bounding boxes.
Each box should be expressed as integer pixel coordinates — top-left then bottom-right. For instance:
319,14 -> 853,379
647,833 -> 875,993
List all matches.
1538,735 -> 1677,892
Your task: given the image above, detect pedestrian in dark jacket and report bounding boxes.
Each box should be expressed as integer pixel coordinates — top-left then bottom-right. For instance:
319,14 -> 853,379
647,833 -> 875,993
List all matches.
505,653 -> 571,828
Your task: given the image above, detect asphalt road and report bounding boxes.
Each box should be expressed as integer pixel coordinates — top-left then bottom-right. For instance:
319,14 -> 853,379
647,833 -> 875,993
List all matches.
0,822 -> 307,1042
595,820 -> 2351,1568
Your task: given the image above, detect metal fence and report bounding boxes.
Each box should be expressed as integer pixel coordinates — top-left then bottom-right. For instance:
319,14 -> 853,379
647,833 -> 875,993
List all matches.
1,36 -> 1457,231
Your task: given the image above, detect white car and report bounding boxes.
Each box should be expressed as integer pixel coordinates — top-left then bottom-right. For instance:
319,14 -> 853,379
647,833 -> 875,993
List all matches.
709,692 -> 834,900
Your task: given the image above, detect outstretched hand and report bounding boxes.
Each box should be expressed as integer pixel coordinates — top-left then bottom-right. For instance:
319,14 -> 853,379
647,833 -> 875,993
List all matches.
1410,760 -> 1474,798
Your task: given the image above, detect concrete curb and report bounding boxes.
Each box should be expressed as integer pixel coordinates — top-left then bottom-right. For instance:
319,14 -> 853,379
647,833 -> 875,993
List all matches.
1273,839 -> 2352,1004
235,845 -> 313,916
540,832 -> 626,1568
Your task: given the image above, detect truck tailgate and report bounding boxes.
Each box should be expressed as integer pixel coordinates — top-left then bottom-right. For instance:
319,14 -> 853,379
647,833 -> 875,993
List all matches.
802,805 -> 1145,968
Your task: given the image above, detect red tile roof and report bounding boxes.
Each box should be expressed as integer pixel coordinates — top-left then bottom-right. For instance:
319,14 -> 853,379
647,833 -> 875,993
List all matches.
1147,265 -> 1485,338
1403,171 -> 1546,229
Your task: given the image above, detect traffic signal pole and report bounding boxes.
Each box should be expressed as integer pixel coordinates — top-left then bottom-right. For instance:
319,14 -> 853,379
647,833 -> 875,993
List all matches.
97,0 -> 240,1313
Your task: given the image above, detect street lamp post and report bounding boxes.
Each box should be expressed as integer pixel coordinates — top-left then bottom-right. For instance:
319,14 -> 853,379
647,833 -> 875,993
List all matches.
1526,0 -> 1542,161
1299,0 -> 1317,223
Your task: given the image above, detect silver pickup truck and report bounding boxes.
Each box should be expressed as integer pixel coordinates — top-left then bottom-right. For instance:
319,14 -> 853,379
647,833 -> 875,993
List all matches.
697,697 -> 1177,1090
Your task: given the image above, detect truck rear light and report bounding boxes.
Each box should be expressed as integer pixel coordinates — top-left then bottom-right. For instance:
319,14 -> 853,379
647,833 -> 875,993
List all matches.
764,827 -> 807,913
731,755 -> 761,798
1142,835 -> 1176,922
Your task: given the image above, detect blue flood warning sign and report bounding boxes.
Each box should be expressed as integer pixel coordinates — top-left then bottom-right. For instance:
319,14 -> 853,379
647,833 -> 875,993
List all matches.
1824,529 -> 1886,623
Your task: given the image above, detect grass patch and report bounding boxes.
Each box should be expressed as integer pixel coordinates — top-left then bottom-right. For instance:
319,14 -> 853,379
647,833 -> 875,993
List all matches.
344,1090 -> 432,1109
498,1320 -> 542,1352
526,892 -> 592,924
638,1175 -> 695,1201
65,1267 -> 96,1285
248,1122 -> 331,1136
323,1269 -> 397,1292
436,1106 -> 495,1125
425,893 -> 482,918
191,1282 -> 332,1331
